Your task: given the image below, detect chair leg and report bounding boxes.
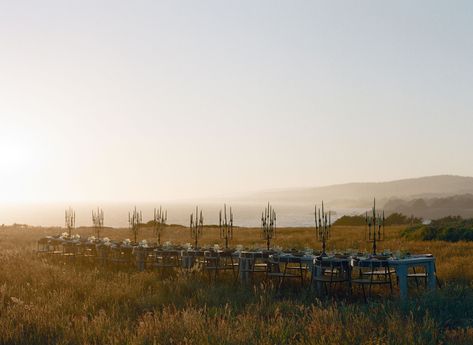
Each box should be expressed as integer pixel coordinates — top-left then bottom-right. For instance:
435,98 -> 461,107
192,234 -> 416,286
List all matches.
412,267 -> 419,288
361,284 -> 367,303
278,276 -> 283,291
234,263 -> 240,284
308,267 -> 314,293
279,262 -> 286,290
299,263 -> 304,287
368,269 -> 374,298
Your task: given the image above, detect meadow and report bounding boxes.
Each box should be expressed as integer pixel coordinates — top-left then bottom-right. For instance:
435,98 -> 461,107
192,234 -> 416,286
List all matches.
0,224 -> 473,344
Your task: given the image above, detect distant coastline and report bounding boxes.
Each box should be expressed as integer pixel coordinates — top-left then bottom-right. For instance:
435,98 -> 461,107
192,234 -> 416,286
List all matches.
2,175 -> 473,227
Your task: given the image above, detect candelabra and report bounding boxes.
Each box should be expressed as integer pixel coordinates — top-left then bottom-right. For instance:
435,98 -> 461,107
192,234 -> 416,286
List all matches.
315,201 -> 331,257
261,203 -> 276,250
92,208 -> 104,239
129,207 -> 142,243
219,204 -> 233,249
189,206 -> 204,248
65,207 -> 76,237
153,206 -> 167,245
365,199 -> 385,255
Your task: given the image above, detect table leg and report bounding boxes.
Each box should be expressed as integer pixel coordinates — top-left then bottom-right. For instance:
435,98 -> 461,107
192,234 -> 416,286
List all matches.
182,256 -> 194,269
396,265 -> 408,300
315,265 -> 323,295
135,251 -> 145,271
426,261 -> 436,290
239,258 -> 250,284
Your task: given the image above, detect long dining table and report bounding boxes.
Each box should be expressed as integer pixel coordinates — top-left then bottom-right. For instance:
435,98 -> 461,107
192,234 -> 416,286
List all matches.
37,237 -> 437,300
236,251 -> 437,300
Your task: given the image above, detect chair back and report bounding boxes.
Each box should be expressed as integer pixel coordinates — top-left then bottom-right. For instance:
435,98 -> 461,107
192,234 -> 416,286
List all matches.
356,258 -> 390,269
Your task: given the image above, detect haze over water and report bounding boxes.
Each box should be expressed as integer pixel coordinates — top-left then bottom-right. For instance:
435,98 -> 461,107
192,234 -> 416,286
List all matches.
0,202 -> 362,228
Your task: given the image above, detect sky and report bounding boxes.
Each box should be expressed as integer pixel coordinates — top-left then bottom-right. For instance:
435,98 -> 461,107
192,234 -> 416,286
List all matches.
0,0 -> 472,203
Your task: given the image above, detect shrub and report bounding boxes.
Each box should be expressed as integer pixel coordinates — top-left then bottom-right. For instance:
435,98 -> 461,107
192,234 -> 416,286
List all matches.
401,216 -> 473,242
334,213 -> 422,226
333,215 -> 365,226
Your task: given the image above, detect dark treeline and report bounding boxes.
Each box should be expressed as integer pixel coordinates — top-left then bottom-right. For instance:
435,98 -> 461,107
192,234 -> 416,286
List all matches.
333,212 -> 422,226
402,216 -> 473,242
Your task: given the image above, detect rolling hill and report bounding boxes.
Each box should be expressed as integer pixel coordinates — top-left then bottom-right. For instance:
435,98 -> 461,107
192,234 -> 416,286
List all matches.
384,194 -> 473,219
239,175 -> 473,208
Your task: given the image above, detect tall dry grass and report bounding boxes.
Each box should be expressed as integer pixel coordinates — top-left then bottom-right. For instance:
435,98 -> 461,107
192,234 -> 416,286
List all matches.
0,224 -> 472,344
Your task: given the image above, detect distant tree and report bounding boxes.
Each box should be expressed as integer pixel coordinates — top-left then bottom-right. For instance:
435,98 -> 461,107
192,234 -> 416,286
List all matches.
401,216 -> 473,242
385,213 -> 422,226
334,212 -> 422,226
333,215 -> 366,226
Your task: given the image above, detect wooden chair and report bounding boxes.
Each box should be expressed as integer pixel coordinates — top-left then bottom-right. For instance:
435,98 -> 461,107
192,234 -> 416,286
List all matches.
312,258 -> 351,296
109,245 -> 133,268
36,238 -> 51,256
154,249 -> 181,275
407,262 -> 441,288
221,250 -> 240,276
61,242 -> 79,262
255,251 -> 273,275
238,251 -> 272,282
78,242 -> 97,265
144,247 -> 158,270
133,246 -> 155,271
181,249 -> 206,271
48,238 -> 64,259
266,254 -> 305,289
95,244 -> 110,267
203,250 -> 238,281
352,258 -> 394,302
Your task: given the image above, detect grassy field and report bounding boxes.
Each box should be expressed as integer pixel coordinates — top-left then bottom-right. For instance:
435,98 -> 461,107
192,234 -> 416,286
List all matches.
1,224 -> 473,344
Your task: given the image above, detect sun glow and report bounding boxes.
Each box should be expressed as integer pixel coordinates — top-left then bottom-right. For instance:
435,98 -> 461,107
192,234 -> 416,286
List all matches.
0,133 -> 41,202
0,135 -> 32,168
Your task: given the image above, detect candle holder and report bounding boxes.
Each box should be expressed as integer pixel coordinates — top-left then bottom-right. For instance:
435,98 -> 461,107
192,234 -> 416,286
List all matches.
365,198 -> 385,255
261,203 -> 276,250
219,204 -> 233,249
65,207 -> 76,237
92,208 -> 104,239
315,201 -> 331,257
153,206 -> 167,245
129,207 -> 142,243
190,206 -> 204,248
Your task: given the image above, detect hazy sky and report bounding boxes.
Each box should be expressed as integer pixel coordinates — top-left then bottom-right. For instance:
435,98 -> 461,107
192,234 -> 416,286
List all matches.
1,1 -> 472,203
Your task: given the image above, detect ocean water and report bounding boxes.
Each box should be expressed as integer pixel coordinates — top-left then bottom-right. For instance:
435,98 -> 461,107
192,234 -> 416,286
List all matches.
0,202 -> 365,228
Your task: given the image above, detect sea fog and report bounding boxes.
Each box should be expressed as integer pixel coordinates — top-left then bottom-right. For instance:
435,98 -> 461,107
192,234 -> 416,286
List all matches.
0,202 -> 366,228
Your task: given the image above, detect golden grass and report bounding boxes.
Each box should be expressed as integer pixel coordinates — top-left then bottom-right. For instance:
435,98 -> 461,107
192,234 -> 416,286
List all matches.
34,224 -> 473,282
1,224 -> 473,344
